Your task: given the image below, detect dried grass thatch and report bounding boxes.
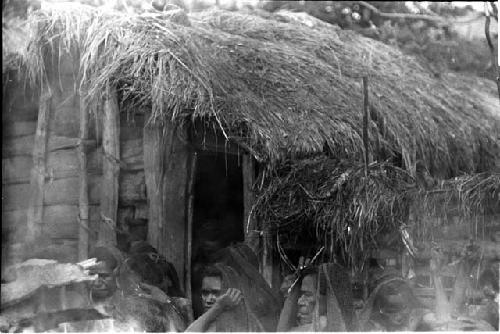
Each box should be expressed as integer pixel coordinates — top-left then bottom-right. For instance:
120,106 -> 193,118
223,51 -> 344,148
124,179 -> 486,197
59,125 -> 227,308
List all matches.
3,4 -> 499,176
252,154 -> 499,266
253,157 -> 417,268
409,172 -> 500,243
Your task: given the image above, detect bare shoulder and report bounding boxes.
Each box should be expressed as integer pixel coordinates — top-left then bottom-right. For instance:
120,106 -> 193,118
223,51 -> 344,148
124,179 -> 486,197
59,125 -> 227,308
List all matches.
206,321 -> 216,332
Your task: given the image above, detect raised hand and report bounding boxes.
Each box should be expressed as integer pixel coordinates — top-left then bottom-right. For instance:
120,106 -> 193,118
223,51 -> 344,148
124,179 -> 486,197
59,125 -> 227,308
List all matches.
298,256 -> 312,269
215,288 -> 242,310
280,273 -> 298,297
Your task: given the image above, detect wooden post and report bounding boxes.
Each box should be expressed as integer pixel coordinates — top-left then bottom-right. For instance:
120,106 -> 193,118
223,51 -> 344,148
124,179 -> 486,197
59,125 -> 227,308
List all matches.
99,85 -> 120,246
143,123 -> 164,251
362,76 -> 370,177
78,96 -> 89,260
362,77 -> 371,300
162,122 -> 190,286
185,151 -> 197,303
26,80 -> 51,242
144,120 -> 189,285
262,227 -> 273,288
242,155 -> 259,255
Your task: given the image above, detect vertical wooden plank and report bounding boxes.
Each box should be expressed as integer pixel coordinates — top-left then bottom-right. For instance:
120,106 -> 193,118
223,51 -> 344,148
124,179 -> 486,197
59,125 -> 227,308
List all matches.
144,120 -> 189,288
185,151 -> 197,302
99,85 -> 119,246
78,96 -> 89,260
26,81 -> 51,242
242,155 -> 259,256
162,121 -> 190,287
143,123 -> 164,251
262,227 -> 273,287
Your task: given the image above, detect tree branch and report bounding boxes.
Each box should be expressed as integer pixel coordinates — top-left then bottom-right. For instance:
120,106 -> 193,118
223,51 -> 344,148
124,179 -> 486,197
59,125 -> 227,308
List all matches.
356,1 -> 445,22
413,2 -> 440,17
355,1 -> 485,25
485,3 -> 500,102
489,1 -> 498,18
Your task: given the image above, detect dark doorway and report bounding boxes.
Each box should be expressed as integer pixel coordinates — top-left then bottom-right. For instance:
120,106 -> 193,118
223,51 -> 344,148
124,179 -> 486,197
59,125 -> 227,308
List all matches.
190,151 -> 244,317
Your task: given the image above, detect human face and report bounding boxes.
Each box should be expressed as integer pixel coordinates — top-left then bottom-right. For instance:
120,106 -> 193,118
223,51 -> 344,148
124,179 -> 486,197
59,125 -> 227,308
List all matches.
297,274 -> 317,325
90,263 -> 117,301
378,292 -> 410,328
482,283 -> 495,299
380,304 -> 410,328
201,276 -> 222,312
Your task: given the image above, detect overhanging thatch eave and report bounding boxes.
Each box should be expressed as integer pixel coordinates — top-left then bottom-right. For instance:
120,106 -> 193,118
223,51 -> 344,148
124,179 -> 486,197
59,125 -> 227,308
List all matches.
3,6 -> 500,176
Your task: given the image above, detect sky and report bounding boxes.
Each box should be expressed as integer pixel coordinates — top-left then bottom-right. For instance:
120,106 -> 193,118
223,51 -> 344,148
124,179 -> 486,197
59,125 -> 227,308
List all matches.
452,1 -> 492,11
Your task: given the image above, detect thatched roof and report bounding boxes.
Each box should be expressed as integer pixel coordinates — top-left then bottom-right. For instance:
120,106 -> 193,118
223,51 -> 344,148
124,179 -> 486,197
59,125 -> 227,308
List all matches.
253,155 -> 499,267
3,3 -> 499,176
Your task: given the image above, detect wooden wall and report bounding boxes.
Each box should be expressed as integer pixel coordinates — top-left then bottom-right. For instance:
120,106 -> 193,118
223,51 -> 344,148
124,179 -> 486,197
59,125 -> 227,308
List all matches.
2,56 -> 261,297
2,59 -> 193,292
3,72 -> 39,266
117,113 -> 149,245
2,53 -> 102,266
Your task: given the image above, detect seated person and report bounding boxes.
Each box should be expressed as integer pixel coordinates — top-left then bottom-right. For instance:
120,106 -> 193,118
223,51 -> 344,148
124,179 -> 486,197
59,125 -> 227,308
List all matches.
476,264 -> 499,330
128,240 -> 184,297
278,262 -> 355,332
125,243 -> 192,324
185,265 -> 242,332
60,246 -> 122,331
88,246 -> 123,304
192,243 -> 281,332
359,267 -> 425,332
278,266 -> 327,332
82,246 -> 187,332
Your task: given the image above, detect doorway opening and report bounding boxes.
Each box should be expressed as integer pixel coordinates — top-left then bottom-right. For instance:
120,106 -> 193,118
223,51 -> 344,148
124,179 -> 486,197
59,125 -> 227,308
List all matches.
190,151 -> 244,317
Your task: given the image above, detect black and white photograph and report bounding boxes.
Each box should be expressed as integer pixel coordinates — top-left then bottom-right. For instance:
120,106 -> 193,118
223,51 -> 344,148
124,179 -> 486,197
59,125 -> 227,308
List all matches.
2,0 -> 499,332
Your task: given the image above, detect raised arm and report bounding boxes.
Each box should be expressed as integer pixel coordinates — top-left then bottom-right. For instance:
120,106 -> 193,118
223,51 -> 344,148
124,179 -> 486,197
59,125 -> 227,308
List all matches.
277,276 -> 300,332
185,288 -> 242,332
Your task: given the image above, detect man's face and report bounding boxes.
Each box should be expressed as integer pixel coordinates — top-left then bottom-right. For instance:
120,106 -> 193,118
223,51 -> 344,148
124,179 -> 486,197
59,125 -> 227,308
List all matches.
297,274 -> 317,325
201,276 -> 222,313
90,262 -> 117,301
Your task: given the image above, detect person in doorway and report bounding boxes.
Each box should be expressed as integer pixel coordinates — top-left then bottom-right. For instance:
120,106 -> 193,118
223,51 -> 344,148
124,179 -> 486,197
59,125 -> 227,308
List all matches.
185,265 -> 243,332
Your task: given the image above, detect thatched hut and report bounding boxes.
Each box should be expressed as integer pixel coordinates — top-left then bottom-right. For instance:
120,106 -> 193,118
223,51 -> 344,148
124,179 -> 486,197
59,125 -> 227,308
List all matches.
2,2 -> 499,298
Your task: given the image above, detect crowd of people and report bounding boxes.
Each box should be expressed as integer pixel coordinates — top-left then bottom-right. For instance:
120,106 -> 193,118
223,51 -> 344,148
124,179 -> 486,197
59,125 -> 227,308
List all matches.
48,240 -> 498,332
